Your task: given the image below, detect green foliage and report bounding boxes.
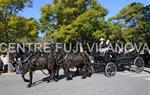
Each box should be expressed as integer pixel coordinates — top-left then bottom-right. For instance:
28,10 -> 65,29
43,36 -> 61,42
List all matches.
110,3 -> 150,44
0,0 -> 32,14
92,30 -> 106,41
109,23 -> 125,43
40,0 -> 108,43
0,0 -> 39,43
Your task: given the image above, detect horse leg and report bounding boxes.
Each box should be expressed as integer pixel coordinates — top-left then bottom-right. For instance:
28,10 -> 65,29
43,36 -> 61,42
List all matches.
68,69 -> 73,79
86,65 -> 93,77
50,70 -> 55,81
82,65 -> 88,79
75,67 -> 80,76
53,66 -> 59,82
27,71 -> 33,88
54,66 -> 59,79
47,70 -> 51,83
22,70 -> 30,82
64,68 -> 72,80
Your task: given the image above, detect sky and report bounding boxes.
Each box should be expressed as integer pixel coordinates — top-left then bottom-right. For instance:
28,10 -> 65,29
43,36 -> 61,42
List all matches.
19,0 -> 150,21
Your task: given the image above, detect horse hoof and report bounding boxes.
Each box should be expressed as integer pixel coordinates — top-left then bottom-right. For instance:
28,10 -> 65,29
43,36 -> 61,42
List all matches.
87,73 -> 92,77
46,80 -> 50,83
24,80 -> 30,82
66,77 -> 72,80
54,79 -> 59,82
88,75 -> 92,77
27,84 -> 31,88
81,76 -> 87,79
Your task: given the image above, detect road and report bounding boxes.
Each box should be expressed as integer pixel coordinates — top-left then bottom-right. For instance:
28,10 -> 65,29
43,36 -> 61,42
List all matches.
0,68 -> 150,95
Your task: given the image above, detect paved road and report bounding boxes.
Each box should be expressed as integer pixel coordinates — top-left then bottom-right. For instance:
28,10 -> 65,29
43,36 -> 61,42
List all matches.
0,68 -> 150,95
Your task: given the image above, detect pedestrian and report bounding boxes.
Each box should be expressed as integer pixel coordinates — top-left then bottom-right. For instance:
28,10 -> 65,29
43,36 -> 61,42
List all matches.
0,55 -> 3,74
10,57 -> 17,72
0,52 -> 15,73
0,54 -> 8,73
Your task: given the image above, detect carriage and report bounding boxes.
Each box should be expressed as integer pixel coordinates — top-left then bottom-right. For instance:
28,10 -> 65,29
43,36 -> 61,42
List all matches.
90,43 -> 145,77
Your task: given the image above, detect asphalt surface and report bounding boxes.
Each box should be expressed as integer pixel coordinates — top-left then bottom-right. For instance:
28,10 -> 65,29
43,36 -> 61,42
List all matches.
0,68 -> 150,95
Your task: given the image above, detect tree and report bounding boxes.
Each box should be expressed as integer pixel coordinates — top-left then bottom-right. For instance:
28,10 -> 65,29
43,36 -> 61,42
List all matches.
0,0 -> 39,44
139,4 -> 150,45
110,3 -> 150,44
108,22 -> 125,43
40,0 -> 108,44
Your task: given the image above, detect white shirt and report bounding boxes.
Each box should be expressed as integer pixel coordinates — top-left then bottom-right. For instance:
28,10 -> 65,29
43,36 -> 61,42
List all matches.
0,54 -> 9,65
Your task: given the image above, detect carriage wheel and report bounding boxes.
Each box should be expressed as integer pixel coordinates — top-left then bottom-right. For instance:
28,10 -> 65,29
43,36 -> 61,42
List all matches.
133,57 -> 144,73
105,62 -> 117,77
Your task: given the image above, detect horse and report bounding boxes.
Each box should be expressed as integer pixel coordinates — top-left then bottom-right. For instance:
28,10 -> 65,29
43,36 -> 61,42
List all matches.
19,52 -> 58,88
57,51 -> 93,80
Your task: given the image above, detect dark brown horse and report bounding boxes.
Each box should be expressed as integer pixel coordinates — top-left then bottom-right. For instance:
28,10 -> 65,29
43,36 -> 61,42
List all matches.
57,52 -> 92,80
19,52 -> 58,87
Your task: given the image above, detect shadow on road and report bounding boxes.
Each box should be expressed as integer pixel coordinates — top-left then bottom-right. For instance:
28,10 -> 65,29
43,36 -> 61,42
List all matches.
28,71 -> 85,88
143,69 -> 150,73
29,74 -> 66,88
